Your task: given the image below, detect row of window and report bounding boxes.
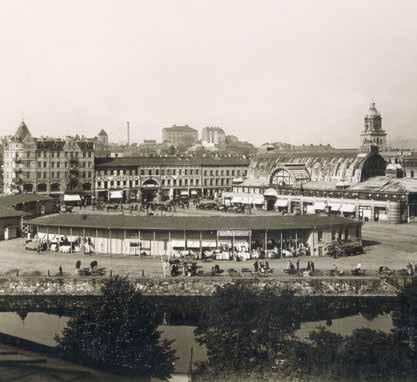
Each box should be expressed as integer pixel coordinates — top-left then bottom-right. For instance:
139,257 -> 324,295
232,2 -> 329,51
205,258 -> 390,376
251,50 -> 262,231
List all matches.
35,161 -> 93,169
98,168 -> 247,177
404,170 -> 415,178
35,151 -> 93,159
31,171 -> 93,179
96,176 -> 236,189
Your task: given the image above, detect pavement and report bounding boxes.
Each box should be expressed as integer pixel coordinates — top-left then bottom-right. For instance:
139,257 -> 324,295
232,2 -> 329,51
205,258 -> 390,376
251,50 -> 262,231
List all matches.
0,220 -> 416,278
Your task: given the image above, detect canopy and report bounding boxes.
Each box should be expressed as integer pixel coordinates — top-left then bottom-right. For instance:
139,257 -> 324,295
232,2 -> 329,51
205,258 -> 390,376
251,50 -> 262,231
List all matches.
109,191 -> 123,199
328,202 -> 341,211
341,204 -> 356,213
186,240 -> 200,248
231,193 -> 264,205
171,240 -> 186,248
313,201 -> 327,210
232,177 -> 244,183
275,198 -> 289,207
190,190 -> 198,195
263,188 -> 278,197
201,240 -> 217,248
64,194 -> 81,202
180,191 -> 189,196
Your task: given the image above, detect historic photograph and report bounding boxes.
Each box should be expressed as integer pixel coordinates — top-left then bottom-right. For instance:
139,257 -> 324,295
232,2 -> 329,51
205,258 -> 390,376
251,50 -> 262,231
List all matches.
1,1 -> 417,381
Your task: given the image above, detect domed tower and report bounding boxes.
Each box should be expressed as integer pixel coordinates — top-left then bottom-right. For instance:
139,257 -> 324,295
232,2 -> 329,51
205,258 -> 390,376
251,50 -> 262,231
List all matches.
360,102 -> 387,152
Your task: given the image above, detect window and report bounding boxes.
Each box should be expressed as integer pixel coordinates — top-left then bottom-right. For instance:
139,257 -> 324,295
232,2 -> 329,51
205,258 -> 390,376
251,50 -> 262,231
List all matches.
215,170 -> 219,176
331,231 -> 336,241
161,169 -> 165,176
221,170 -> 224,176
37,161 -> 42,168
57,162 -> 60,168
56,172 -> 60,179
173,169 -> 176,175
148,169 -> 152,176
98,181 -> 102,188
196,179 -> 199,185
232,170 -> 235,176
196,169 -> 199,175
184,179 -> 188,186
226,170 -> 229,176
43,172 -> 47,178
185,169 -> 188,175
412,170 -> 415,178
51,162 -> 55,168
179,179 -> 182,186
155,169 -> 159,176
318,231 -> 323,242
190,169 -> 193,175
140,169 -> 145,175
37,172 -> 41,178
162,179 -> 165,186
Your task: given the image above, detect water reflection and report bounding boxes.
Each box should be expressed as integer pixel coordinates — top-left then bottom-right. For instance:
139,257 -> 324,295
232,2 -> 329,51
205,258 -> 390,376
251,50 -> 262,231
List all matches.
0,310 -> 393,374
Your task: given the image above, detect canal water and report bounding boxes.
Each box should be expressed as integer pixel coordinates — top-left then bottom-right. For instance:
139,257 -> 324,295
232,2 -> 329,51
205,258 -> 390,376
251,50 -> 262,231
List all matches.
0,311 -> 393,375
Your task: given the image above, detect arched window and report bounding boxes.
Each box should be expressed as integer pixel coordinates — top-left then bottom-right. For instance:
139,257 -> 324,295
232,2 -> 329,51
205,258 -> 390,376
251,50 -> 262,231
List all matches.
50,183 -> 60,192
270,168 -> 292,186
23,183 -> 33,192
37,183 -> 47,192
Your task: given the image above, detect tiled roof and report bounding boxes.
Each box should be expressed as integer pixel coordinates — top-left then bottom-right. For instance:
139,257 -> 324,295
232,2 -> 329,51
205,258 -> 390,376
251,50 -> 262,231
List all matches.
28,214 -> 358,231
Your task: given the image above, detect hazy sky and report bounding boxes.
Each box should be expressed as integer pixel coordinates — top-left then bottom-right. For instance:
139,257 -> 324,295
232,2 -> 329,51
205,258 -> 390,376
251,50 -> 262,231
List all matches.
1,0 -> 417,147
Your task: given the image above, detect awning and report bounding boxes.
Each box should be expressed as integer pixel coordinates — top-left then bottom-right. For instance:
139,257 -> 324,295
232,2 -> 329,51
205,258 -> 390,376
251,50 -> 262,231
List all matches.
231,193 -> 264,205
222,192 -> 234,199
190,190 -> 198,195
64,194 -> 81,202
341,204 -> 356,213
275,199 -> 289,207
328,202 -> 341,211
201,240 -> 217,248
232,177 -> 244,183
186,240 -> 200,248
180,191 -> 189,196
109,191 -> 123,199
313,201 -> 327,210
171,240 -> 186,248
263,188 -> 278,197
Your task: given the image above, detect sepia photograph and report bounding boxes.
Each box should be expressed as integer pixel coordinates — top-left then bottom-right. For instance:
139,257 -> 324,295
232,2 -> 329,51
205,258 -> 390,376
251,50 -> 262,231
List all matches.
1,0 -> 417,381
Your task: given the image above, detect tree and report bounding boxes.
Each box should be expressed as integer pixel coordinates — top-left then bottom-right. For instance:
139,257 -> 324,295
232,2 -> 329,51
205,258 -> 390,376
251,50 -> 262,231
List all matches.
56,276 -> 176,379
339,328 -> 413,380
194,282 -> 301,372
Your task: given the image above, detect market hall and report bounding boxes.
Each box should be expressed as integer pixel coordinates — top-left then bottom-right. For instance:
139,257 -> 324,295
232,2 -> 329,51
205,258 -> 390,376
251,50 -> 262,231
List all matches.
27,214 -> 362,258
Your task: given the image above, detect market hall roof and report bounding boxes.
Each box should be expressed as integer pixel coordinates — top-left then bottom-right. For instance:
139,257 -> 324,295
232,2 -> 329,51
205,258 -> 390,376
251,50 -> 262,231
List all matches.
0,206 -> 28,218
248,149 -> 386,185
95,156 -> 250,168
28,214 -> 359,231
347,176 -> 417,193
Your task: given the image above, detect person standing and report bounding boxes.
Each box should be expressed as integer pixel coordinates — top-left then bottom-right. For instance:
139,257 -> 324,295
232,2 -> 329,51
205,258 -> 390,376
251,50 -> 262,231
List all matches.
296,259 -> 300,272
311,261 -> 315,273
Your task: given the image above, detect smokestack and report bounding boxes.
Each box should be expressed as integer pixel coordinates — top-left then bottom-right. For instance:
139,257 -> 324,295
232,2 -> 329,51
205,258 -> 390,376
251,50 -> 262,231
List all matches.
127,121 -> 130,146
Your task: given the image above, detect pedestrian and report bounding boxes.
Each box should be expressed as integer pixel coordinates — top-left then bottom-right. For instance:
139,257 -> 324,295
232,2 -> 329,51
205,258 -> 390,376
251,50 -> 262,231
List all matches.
307,261 -> 311,271
311,261 -> 315,273
59,266 -> 63,276
296,259 -> 300,272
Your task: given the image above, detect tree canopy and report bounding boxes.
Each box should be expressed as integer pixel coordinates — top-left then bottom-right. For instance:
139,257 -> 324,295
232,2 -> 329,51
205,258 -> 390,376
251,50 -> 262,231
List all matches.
194,282 -> 301,372
56,276 -> 176,379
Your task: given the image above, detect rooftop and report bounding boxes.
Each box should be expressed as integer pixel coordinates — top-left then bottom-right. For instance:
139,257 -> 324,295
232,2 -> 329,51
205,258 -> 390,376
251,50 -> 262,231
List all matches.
95,156 -> 249,168
0,206 -> 28,219
347,176 -> 417,193
0,194 -> 54,208
163,125 -> 197,133
28,214 -> 358,231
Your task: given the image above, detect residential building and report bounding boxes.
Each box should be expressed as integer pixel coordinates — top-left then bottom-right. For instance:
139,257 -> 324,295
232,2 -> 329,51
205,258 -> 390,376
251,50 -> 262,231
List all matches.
94,156 -> 249,202
162,125 -> 198,148
202,126 -> 226,146
3,121 -> 95,202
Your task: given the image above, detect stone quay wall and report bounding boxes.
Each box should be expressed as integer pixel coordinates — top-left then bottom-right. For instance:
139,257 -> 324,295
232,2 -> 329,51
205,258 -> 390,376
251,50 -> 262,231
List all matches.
0,276 -> 403,297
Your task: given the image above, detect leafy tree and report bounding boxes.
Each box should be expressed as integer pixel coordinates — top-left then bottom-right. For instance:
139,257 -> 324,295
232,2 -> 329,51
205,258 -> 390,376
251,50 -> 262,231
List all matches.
339,328 -> 413,380
194,282 -> 301,372
56,276 -> 176,379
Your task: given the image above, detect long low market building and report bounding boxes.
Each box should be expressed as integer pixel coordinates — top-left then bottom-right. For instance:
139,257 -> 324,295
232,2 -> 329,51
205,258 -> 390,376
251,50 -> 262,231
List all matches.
27,214 -> 362,257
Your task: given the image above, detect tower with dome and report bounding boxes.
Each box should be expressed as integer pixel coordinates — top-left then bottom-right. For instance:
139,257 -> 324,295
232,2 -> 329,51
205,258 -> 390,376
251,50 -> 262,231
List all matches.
360,102 -> 387,151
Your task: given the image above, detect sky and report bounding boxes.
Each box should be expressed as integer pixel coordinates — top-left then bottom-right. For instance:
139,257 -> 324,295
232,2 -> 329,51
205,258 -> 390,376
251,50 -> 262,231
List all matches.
1,0 -> 417,147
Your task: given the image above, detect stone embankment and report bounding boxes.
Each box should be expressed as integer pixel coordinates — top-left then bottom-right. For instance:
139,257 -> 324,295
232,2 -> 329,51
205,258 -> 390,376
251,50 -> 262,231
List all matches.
0,276 -> 407,297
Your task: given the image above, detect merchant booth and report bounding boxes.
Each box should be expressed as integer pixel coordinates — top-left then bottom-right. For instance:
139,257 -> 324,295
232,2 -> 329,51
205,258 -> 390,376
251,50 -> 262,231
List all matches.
28,214 -> 362,258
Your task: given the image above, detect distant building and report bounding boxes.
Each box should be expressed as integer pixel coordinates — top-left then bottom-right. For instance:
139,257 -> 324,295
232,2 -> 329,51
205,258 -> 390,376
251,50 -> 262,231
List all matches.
143,139 -> 157,145
96,129 -> 108,146
202,126 -> 226,146
162,125 -> 198,148
360,102 -> 387,152
3,121 -> 95,202
226,135 -> 239,144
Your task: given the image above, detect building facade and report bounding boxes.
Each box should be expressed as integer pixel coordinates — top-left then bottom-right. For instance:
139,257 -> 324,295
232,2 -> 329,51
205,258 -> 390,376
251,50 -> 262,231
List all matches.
94,156 -> 249,202
29,214 -> 362,257
202,126 -> 226,146
3,122 -> 95,202
162,125 -> 198,148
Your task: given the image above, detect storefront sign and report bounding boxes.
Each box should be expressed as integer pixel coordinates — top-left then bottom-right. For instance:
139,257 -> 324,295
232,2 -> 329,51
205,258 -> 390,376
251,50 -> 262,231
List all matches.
217,230 -> 251,237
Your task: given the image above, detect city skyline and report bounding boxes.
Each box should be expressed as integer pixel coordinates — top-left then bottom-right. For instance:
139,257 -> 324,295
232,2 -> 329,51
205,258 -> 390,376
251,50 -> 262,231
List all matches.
1,1 -> 417,147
